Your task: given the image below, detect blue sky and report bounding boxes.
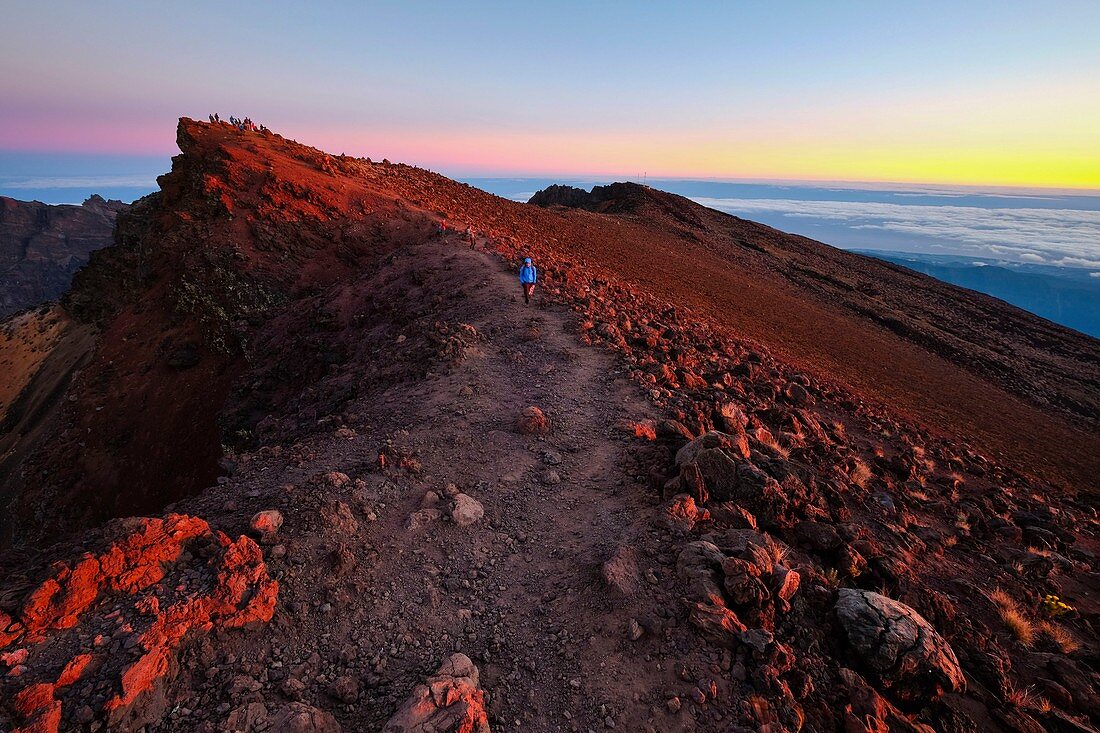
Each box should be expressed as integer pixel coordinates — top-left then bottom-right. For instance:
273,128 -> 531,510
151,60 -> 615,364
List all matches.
3,1 -> 1099,185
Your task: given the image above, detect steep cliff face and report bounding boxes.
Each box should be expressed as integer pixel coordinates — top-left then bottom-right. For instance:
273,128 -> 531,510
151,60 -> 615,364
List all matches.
0,195 -> 128,318
3,120 -> 440,545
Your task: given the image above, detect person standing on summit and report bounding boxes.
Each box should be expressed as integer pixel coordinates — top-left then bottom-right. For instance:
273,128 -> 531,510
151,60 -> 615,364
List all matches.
519,257 -> 538,304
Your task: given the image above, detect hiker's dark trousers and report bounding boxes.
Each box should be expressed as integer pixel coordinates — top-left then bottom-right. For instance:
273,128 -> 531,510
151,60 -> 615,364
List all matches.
522,283 -> 535,304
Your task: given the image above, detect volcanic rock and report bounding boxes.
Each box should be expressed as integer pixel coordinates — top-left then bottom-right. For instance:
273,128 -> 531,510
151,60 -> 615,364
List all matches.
450,493 -> 485,527
601,546 -> 642,598
270,702 -> 342,733
660,494 -> 710,532
382,653 -> 489,733
0,514 -> 277,732
516,406 -> 550,435
688,602 -> 746,647
251,509 -> 285,538
835,589 -> 965,703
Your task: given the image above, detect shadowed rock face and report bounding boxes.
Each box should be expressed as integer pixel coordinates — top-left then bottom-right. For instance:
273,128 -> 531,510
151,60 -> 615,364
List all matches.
0,195 -> 128,318
835,588 -> 965,704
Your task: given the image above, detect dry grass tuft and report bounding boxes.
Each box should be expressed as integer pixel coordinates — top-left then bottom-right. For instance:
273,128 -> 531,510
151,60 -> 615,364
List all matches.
754,427 -> 790,459
1037,621 -> 1079,653
991,588 -> 1035,646
830,421 -> 848,441
766,540 -> 791,566
850,458 -> 873,489
1003,681 -> 1050,712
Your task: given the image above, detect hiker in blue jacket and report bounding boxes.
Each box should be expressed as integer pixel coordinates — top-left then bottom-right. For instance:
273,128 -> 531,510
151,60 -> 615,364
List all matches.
519,257 -> 538,304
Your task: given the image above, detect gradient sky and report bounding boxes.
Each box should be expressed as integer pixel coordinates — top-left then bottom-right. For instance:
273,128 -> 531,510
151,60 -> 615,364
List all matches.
3,1 -> 1099,186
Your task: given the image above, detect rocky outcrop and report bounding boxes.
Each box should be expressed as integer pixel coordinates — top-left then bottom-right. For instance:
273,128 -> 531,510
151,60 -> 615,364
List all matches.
0,514 -> 278,733
0,195 -> 127,317
383,653 -> 490,733
526,184 -> 592,209
835,589 -> 965,704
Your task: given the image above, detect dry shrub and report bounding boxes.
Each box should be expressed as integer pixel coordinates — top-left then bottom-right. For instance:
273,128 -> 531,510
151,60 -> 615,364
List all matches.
991,588 -> 1035,646
766,540 -> 790,566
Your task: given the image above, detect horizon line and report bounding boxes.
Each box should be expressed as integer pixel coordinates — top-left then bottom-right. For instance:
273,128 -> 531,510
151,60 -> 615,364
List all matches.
4,161 -> 1100,198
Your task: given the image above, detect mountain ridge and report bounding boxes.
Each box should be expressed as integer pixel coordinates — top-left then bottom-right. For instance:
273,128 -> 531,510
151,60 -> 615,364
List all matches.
0,118 -> 1096,733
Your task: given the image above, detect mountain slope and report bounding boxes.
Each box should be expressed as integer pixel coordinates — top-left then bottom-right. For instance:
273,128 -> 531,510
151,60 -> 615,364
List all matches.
528,183 -> 1100,437
0,195 -> 128,318
855,251 -> 1100,339
0,120 -> 1096,733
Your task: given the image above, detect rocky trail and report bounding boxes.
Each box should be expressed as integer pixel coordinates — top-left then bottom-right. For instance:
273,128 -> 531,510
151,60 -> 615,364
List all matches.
130,236 -> 715,732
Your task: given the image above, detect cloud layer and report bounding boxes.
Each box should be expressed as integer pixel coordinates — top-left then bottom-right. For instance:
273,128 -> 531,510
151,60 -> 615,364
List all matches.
695,197 -> 1100,269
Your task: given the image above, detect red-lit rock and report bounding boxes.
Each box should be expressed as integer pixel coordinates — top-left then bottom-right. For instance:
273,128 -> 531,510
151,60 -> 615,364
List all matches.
0,514 -> 277,733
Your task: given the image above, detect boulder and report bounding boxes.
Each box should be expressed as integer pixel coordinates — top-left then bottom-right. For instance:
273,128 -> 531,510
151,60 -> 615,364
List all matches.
382,653 -> 489,733
516,406 -> 550,435
251,510 -> 284,537
676,541 -> 726,605
450,494 -> 484,527
793,521 -> 843,552
659,493 -> 710,532
837,668 -> 935,733
721,557 -> 769,606
773,566 -> 800,603
784,382 -> 812,406
690,448 -> 742,502
226,702 -> 270,731
601,546 -> 642,598
835,589 -> 965,703
328,674 -> 359,704
688,602 -> 746,647
675,431 -> 748,466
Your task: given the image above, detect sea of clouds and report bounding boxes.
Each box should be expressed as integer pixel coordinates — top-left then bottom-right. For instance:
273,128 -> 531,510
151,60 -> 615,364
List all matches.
694,196 -> 1100,269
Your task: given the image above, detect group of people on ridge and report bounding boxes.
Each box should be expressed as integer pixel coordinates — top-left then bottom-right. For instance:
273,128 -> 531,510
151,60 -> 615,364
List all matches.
208,113 -> 266,133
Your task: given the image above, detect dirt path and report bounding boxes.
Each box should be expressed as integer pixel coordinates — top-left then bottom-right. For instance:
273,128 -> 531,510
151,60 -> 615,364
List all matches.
169,237 -> 714,732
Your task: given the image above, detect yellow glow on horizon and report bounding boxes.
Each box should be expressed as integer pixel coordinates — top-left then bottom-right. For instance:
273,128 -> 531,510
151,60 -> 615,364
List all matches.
293,77 -> 1100,190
